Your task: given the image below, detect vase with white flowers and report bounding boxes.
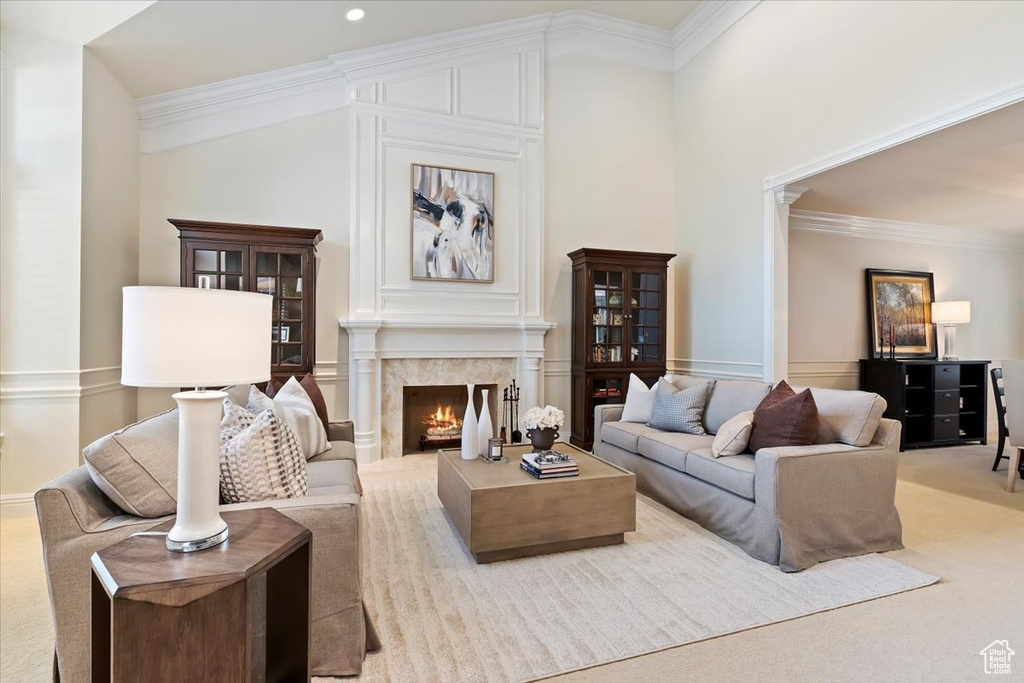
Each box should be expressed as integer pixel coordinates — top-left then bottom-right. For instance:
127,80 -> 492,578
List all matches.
521,405 -> 565,451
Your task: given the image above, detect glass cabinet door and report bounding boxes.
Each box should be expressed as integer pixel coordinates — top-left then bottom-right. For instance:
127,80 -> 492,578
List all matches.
252,247 -> 307,370
188,243 -> 246,291
629,270 -> 664,364
590,269 -> 626,364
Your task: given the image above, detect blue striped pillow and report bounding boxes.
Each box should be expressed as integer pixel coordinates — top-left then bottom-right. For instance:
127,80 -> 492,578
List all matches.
647,378 -> 714,435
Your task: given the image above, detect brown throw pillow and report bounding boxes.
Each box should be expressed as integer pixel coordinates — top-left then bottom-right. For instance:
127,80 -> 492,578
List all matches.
264,378 -> 284,398
299,374 -> 330,432
748,381 -> 819,453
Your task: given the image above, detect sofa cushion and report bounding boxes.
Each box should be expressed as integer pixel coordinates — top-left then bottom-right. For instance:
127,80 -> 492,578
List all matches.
685,448 -> 756,500
648,379 -> 714,434
792,386 -> 887,447
310,440 -> 357,462
621,373 -> 658,423
83,409 -> 179,518
712,410 -> 754,457
601,421 -> 660,453
704,380 -> 772,434
219,410 -> 309,504
749,383 -> 819,453
637,432 -> 714,473
307,459 -> 359,497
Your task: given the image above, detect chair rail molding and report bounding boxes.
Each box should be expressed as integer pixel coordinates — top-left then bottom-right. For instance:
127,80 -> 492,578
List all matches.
762,83 -> 1024,385
668,358 -> 764,380
789,210 -> 1024,251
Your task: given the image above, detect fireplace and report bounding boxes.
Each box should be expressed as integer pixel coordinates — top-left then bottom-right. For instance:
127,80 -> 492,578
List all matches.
401,384 -> 498,455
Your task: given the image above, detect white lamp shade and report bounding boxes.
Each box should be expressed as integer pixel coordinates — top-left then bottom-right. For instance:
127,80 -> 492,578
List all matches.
122,287 -> 272,388
932,301 -> 971,324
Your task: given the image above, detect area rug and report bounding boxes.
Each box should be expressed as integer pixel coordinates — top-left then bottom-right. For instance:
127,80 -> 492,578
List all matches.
336,479 -> 938,683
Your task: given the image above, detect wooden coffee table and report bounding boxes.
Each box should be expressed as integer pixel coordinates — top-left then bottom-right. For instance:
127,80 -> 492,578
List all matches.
437,443 -> 636,563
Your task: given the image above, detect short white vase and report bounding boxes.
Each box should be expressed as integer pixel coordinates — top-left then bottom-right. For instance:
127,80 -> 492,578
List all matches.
477,389 -> 493,456
461,383 -> 479,460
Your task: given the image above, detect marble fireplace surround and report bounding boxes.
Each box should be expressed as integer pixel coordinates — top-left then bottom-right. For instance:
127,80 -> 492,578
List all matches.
341,320 -> 552,463
381,358 -> 516,460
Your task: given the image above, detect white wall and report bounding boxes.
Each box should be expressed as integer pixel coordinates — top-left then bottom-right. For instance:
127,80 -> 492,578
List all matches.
80,49 -> 139,448
673,0 -> 1024,379
0,29 -> 84,510
544,56 -> 676,423
137,109 -> 350,417
788,230 -> 1024,422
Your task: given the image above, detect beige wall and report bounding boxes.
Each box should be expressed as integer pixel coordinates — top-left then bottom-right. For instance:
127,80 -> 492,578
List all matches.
80,50 -> 140,448
137,109 -> 350,417
0,29 -> 84,507
788,230 -> 1024,420
544,56 -> 676,422
673,0 -> 1024,378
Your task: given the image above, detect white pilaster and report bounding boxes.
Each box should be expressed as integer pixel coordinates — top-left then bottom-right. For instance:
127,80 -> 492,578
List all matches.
344,321 -> 381,463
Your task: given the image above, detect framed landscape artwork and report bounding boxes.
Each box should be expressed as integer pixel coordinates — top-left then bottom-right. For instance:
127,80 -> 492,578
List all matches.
410,163 -> 495,283
865,269 -> 937,359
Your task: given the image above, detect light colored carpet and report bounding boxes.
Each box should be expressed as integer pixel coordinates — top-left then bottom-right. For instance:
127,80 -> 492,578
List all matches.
343,478 -> 938,683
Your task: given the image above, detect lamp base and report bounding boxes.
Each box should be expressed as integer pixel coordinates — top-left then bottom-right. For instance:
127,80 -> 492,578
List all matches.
941,355 -> 960,361
166,525 -> 229,553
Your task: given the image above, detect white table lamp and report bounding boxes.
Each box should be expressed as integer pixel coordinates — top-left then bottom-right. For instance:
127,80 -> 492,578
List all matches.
122,287 -> 271,552
932,300 -> 970,361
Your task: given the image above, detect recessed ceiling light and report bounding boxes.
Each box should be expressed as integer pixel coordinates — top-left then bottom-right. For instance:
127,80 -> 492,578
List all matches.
346,8 -> 365,22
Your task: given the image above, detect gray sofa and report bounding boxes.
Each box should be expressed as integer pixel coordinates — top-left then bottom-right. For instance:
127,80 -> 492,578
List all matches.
593,379 -> 904,571
35,420 -> 379,682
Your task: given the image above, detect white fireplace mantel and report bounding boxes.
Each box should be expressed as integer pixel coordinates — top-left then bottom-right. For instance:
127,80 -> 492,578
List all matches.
341,318 -> 553,462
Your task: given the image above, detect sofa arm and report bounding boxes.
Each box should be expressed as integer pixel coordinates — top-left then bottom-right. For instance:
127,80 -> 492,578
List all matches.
594,404 -> 625,445
220,493 -> 378,675
754,432 -> 903,571
328,420 -> 355,443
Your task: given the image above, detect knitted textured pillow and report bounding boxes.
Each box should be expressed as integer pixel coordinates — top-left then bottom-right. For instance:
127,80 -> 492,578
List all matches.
220,399 -> 255,445
219,410 -> 309,504
647,378 -> 714,435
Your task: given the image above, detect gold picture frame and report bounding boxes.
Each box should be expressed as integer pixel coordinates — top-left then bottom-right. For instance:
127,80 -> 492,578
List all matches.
410,163 -> 495,283
865,269 -> 937,358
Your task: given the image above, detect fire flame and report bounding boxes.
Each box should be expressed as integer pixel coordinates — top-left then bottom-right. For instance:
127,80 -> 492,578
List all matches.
423,404 -> 461,436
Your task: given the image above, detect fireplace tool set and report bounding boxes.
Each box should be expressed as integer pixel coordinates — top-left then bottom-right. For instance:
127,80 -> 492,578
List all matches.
501,381 -> 523,444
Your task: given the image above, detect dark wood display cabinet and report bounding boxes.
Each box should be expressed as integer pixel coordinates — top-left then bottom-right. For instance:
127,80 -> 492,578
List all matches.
172,219 -> 323,381
860,359 -> 989,451
568,248 -> 675,451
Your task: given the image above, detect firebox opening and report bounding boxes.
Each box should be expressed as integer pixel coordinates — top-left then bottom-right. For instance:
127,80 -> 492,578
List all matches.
402,384 -> 499,455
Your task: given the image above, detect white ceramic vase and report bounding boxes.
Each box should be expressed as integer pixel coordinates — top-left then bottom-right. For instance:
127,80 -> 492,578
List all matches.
461,383 -> 479,460
477,389 -> 493,456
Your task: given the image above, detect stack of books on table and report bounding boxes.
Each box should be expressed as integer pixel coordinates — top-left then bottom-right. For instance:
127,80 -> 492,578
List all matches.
520,451 -> 579,479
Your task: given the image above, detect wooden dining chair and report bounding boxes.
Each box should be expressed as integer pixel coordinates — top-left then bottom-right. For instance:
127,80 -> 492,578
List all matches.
1000,361 -> 1024,493
991,367 -> 1012,470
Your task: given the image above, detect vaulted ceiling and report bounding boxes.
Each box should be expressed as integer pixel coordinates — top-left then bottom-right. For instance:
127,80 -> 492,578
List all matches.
86,0 -> 699,98
794,102 -> 1024,235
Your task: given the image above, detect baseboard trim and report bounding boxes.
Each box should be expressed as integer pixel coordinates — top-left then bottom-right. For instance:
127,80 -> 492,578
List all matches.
0,493 -> 35,521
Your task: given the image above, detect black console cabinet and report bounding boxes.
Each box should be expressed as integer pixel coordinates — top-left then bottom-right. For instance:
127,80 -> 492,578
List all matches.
860,359 -> 989,451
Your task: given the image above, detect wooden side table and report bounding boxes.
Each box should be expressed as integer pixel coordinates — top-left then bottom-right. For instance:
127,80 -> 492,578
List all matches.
91,508 -> 311,683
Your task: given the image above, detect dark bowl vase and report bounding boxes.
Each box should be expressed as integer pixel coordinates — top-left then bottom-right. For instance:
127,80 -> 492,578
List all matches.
527,427 -> 558,451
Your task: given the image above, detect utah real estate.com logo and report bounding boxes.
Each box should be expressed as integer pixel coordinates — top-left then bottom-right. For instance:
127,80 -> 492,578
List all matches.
980,640 -> 1014,675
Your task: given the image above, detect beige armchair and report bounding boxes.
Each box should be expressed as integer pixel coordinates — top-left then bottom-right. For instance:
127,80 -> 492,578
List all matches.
35,420 -> 378,682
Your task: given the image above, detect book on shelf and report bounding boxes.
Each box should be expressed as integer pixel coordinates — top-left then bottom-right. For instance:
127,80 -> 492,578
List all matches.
520,463 -> 579,479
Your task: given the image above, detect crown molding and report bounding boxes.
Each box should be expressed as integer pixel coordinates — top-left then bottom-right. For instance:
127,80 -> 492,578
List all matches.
789,209 -> 1024,251
137,59 -> 350,153
135,3 -> 766,152
673,0 -> 761,70
546,10 -> 674,72
329,14 -> 552,82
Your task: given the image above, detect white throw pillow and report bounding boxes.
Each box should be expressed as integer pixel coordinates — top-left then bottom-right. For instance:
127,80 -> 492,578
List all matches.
712,410 -> 754,458
219,409 -> 308,503
248,378 -> 331,459
621,374 -> 658,423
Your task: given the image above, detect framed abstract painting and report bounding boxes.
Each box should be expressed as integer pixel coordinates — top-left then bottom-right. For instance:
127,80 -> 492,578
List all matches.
865,269 -> 937,359
410,163 -> 495,283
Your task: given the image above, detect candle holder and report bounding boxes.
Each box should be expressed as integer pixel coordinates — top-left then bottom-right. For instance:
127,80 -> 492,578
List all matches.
482,438 -> 507,464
